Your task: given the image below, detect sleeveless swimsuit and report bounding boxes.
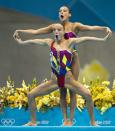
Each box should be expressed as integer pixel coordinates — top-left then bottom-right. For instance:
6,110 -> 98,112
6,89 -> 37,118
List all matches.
50,41 -> 73,88
64,32 -> 78,52
50,32 -> 78,88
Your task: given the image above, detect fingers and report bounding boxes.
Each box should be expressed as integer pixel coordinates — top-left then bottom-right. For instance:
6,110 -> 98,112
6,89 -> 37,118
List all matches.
13,31 -> 17,39
104,32 -> 111,41
108,30 -> 112,37
13,34 -> 22,44
109,31 -> 112,37
106,27 -> 112,36
13,30 -> 20,40
104,27 -> 112,41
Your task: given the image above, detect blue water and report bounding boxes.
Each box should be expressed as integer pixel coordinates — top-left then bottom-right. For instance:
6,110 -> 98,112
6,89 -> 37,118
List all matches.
0,107 -> 115,126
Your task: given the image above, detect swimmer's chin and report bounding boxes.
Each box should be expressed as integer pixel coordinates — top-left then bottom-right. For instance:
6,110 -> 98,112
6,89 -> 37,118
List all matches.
55,36 -> 62,41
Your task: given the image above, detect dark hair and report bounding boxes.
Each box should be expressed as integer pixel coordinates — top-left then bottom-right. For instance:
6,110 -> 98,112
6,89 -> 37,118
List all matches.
59,5 -> 72,14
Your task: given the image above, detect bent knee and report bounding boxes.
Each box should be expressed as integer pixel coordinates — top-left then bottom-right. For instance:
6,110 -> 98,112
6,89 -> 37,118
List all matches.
85,92 -> 92,101
27,92 -> 35,99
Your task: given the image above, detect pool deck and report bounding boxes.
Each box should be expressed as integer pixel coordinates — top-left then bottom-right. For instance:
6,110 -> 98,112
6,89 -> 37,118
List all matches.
0,126 -> 115,131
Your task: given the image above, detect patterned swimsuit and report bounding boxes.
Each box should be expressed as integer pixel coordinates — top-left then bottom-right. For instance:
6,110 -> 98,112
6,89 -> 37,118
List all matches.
50,41 -> 73,88
50,32 -> 77,88
64,32 -> 78,52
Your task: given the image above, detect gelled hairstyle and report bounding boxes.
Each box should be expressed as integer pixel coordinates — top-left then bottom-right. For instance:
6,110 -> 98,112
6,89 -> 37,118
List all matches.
59,5 -> 72,14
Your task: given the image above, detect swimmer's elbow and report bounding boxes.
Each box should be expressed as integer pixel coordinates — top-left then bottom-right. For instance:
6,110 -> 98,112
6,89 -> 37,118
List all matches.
35,25 -> 53,35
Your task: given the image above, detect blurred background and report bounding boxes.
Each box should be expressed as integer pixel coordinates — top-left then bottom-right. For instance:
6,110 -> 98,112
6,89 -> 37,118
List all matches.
0,0 -> 115,87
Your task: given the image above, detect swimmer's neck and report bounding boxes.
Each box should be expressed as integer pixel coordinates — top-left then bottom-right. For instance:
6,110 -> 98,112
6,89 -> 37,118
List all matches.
55,37 -> 65,44
61,19 -> 70,26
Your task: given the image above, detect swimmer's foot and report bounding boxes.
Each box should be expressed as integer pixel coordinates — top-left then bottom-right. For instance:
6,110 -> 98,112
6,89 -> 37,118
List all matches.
90,121 -> 99,126
66,121 -> 73,126
62,121 -> 68,126
23,122 -> 37,126
62,121 -> 73,126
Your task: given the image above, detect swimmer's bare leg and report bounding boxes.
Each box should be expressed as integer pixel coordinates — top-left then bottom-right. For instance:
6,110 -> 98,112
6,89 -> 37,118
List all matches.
69,90 -> 76,125
59,88 -> 68,125
68,52 -> 80,125
24,78 -> 58,126
65,72 -> 96,126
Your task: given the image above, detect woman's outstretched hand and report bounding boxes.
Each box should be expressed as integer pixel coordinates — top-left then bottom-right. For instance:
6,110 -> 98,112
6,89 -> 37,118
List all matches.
13,34 -> 23,44
13,30 -> 20,40
105,27 -> 112,36
104,32 -> 112,41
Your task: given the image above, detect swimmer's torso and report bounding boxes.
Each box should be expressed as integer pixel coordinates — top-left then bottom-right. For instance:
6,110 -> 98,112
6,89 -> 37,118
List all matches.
62,22 -> 79,35
50,41 -> 73,75
52,40 -> 73,53
50,41 -> 73,87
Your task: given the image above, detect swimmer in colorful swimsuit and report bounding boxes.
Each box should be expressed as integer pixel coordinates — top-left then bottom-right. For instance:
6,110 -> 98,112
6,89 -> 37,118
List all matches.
14,23 -> 110,126
14,6 -> 112,126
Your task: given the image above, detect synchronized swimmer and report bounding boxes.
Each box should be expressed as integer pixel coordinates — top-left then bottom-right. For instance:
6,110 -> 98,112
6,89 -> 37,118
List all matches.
14,6 -> 112,126
14,23 -> 110,126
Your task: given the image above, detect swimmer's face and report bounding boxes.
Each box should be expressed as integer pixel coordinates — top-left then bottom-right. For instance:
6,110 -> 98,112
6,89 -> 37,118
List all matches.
53,24 -> 64,41
59,6 -> 71,22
